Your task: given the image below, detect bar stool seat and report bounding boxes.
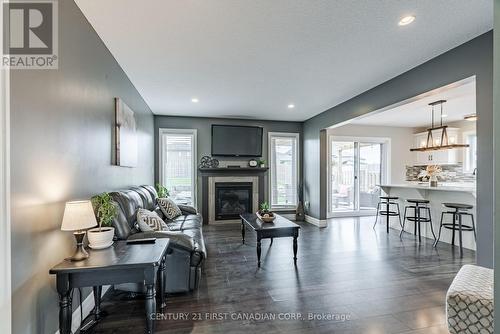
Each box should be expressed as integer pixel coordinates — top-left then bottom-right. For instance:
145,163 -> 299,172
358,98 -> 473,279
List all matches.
434,203 -> 476,257
443,203 -> 473,210
400,198 -> 436,242
373,196 -> 402,233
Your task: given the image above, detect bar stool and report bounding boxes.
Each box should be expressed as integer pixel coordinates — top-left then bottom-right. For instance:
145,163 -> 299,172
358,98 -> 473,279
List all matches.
373,196 -> 402,233
433,203 -> 476,257
400,199 -> 436,243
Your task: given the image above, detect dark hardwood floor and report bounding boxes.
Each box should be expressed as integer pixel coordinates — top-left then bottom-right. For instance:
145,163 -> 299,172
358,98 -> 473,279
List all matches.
90,216 -> 474,334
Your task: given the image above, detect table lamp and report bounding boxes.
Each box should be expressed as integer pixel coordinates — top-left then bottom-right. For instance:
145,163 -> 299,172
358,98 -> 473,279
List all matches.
61,200 -> 97,261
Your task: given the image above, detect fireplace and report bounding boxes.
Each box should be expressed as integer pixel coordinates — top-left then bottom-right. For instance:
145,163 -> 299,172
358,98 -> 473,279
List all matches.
215,182 -> 253,220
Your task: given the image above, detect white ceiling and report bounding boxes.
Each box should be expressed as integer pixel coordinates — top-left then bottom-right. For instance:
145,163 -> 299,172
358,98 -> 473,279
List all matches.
351,79 -> 476,128
75,0 -> 492,121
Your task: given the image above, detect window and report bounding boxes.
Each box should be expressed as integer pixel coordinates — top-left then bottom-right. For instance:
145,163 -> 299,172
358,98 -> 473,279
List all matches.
269,133 -> 299,209
463,131 -> 477,173
159,129 -> 197,206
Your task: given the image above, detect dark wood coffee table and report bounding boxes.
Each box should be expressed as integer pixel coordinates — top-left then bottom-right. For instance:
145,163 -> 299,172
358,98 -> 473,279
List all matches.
240,213 -> 300,267
49,239 -> 169,334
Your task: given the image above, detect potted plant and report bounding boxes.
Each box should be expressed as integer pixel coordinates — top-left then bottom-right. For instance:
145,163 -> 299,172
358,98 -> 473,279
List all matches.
156,183 -> 170,198
257,202 -> 275,222
258,159 -> 266,168
89,193 -> 117,249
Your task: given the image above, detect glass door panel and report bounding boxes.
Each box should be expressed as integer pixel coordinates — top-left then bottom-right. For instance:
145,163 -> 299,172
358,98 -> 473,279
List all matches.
330,141 -> 355,212
358,142 -> 382,210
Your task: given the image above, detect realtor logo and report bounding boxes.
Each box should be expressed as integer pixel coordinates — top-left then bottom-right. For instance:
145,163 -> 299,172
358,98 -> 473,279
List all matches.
2,0 -> 58,69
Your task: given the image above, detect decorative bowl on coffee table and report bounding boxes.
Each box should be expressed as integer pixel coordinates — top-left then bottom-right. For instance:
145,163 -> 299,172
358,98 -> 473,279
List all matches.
256,211 -> 276,223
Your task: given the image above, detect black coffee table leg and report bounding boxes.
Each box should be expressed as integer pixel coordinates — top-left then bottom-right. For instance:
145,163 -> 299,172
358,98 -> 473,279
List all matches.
159,256 -> 166,310
241,219 -> 245,244
293,236 -> 298,265
270,238 -> 273,246
257,235 -> 262,268
56,274 -> 72,334
145,283 -> 156,333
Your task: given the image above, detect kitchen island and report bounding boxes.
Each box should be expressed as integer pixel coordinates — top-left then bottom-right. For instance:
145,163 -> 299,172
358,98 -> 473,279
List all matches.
378,182 -> 476,250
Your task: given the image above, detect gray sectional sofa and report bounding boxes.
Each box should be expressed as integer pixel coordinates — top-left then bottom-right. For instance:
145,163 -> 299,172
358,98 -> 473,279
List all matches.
108,185 -> 206,293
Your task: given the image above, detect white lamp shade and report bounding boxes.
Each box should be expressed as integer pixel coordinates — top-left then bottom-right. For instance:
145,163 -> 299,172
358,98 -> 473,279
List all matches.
61,200 -> 98,231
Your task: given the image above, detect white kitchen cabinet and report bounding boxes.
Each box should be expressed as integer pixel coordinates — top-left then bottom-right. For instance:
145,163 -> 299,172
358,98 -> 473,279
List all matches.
413,128 -> 460,165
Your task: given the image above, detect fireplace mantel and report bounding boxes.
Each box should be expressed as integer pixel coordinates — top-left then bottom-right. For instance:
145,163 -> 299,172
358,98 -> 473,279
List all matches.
199,167 -> 268,224
199,167 -> 269,174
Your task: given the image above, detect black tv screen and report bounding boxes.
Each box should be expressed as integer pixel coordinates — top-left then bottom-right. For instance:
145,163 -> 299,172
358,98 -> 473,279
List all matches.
211,125 -> 263,157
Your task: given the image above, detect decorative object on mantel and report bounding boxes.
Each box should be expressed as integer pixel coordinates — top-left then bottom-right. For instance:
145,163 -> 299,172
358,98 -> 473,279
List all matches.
115,97 -> 138,167
258,159 -> 266,168
61,200 -> 98,261
418,165 -> 443,187
296,183 -> 305,221
199,155 -> 219,168
89,193 -> 117,249
257,202 -> 275,223
409,100 -> 469,152
248,159 -> 258,168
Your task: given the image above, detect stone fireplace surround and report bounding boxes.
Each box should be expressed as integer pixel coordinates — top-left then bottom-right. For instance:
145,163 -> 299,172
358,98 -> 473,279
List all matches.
199,167 -> 268,224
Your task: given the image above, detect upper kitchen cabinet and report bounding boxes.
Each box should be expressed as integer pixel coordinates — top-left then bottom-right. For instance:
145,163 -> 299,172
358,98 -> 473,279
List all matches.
413,128 -> 461,165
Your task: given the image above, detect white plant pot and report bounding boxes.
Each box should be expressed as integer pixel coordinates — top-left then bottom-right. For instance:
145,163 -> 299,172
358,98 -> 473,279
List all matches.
87,227 -> 115,249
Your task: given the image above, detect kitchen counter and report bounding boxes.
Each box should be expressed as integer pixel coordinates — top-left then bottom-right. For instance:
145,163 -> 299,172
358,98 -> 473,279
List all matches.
379,182 -> 476,195
377,182 -> 477,251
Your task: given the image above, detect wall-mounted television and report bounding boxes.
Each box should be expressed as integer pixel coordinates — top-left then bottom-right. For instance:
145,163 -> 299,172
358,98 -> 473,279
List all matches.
211,124 -> 263,157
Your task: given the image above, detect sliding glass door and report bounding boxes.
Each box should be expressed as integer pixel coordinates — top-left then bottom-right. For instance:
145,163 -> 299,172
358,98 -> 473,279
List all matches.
328,137 -> 385,216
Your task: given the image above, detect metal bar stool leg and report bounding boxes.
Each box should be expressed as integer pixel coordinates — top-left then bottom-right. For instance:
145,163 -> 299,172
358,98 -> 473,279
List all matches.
373,202 -> 381,229
400,206 -> 408,238
396,203 -> 402,228
417,206 -> 422,242
451,212 -> 457,246
385,200 -> 390,234
427,207 -> 436,242
470,213 -> 477,242
458,213 -> 464,257
433,211 -> 445,247
413,207 -> 417,236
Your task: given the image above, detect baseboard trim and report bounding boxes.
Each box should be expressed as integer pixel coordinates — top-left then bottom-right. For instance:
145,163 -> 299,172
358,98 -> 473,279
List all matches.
305,215 -> 327,228
55,285 -> 111,334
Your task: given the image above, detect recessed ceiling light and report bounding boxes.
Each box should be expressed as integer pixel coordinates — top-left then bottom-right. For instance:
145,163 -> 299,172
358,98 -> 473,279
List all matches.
191,98 -> 199,103
288,104 -> 295,109
398,15 -> 415,26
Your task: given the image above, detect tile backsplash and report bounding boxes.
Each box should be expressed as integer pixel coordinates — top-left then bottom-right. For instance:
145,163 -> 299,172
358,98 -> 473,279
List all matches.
406,163 -> 476,183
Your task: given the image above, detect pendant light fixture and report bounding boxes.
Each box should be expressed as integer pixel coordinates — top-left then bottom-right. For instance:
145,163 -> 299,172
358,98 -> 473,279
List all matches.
410,100 -> 469,152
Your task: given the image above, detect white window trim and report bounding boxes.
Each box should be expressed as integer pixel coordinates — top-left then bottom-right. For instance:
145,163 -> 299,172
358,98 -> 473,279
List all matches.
0,26 -> 11,334
158,128 -> 198,207
326,135 -> 391,218
462,130 -> 477,174
268,132 -> 300,210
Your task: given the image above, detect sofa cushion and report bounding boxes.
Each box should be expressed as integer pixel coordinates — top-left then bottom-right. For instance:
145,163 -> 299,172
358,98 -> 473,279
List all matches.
110,200 -> 132,240
158,197 -> 182,219
133,186 -> 156,210
136,208 -> 169,232
111,190 -> 143,226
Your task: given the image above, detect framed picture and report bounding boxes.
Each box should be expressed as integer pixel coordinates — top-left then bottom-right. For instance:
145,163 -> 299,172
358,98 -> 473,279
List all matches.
115,98 -> 137,167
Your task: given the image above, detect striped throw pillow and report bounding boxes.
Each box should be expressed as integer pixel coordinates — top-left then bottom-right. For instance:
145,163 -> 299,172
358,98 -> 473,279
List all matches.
157,197 -> 182,220
136,208 -> 169,232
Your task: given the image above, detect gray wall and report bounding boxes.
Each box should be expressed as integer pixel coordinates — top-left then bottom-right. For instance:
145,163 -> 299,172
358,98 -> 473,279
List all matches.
10,1 -> 154,333
303,31 -> 493,267
154,116 -> 303,211
493,0 -> 500,330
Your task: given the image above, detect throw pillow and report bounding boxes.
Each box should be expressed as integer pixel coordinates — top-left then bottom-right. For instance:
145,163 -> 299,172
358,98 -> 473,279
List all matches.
157,197 -> 182,220
136,208 -> 169,232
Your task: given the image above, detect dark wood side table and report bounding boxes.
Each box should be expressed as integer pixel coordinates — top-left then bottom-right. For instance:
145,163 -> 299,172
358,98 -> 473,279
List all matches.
240,213 -> 300,267
49,239 -> 169,334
